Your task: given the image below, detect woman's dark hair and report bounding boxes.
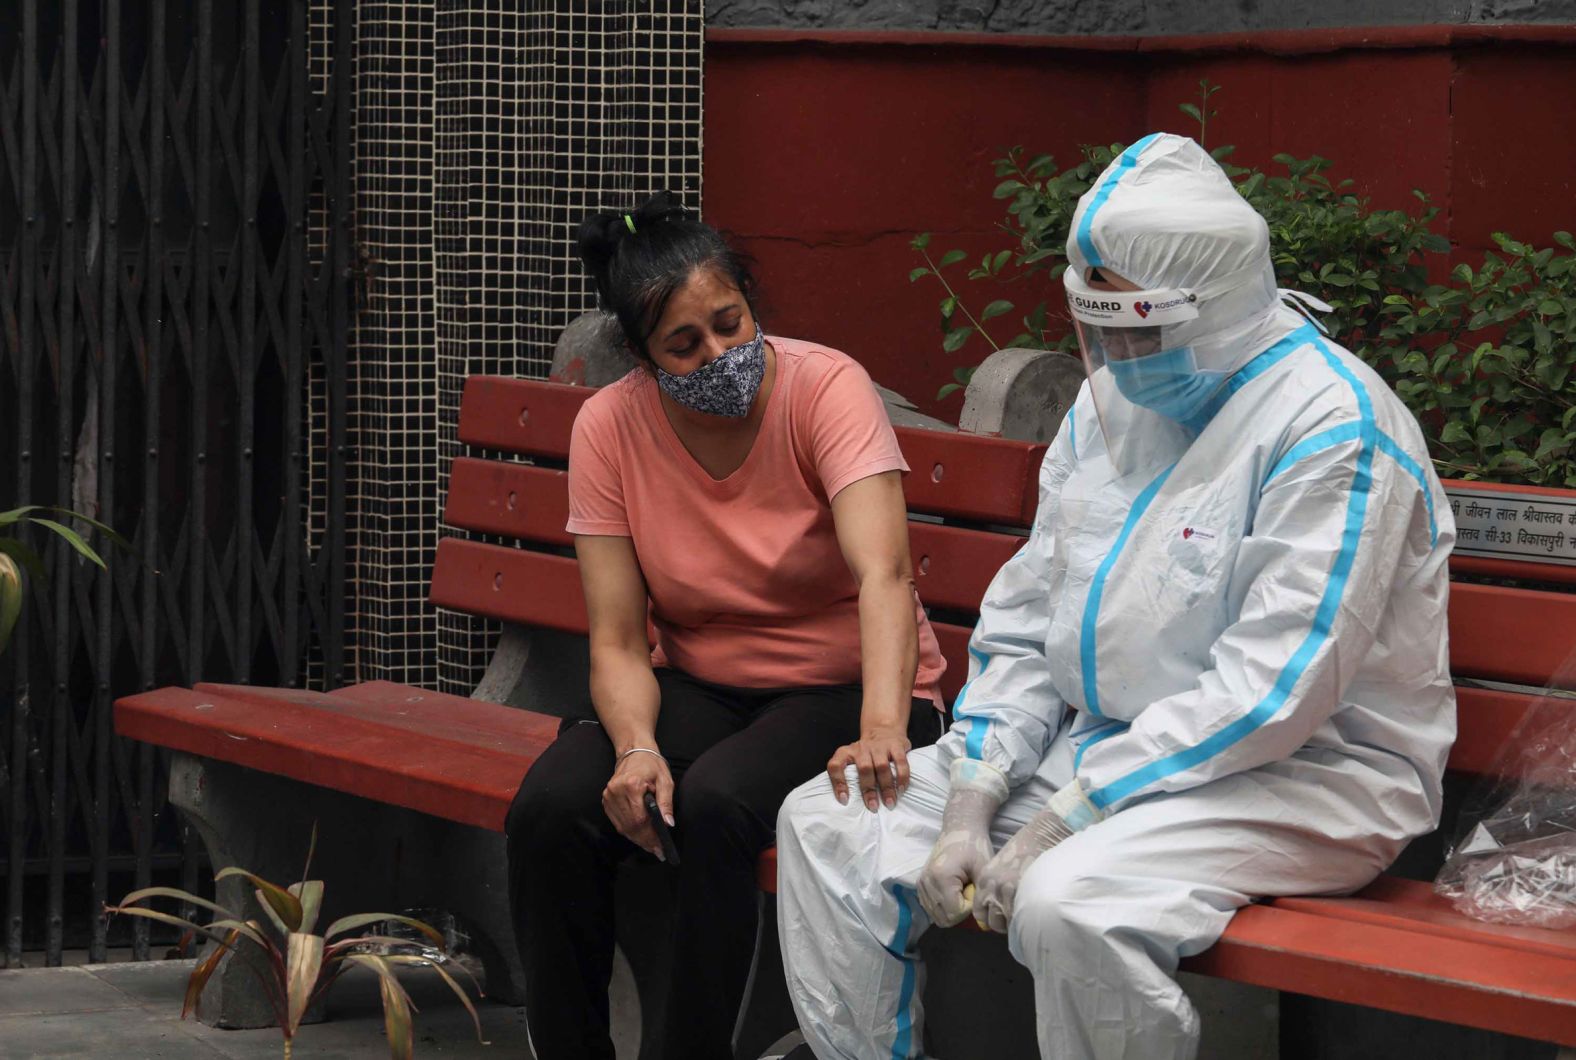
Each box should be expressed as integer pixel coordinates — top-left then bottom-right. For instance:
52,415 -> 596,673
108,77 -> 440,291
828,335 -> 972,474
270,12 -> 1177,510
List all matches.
576,191 -> 758,360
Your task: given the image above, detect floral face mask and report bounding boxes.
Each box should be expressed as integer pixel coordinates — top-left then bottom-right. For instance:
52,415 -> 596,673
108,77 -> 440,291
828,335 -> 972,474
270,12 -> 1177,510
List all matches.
655,323 -> 766,418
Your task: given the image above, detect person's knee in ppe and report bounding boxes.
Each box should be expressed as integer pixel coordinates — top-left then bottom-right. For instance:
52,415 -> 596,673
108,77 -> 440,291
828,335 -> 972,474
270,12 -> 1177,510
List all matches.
777,131 -> 1455,1060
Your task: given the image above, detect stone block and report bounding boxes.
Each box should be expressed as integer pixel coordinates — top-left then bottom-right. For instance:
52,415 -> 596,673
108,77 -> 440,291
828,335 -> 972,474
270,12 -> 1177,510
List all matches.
958,347 -> 1084,443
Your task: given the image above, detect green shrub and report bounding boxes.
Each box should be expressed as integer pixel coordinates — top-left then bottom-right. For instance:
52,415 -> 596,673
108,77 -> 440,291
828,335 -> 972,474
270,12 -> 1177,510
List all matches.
1381,232 -> 1576,486
911,84 -> 1576,486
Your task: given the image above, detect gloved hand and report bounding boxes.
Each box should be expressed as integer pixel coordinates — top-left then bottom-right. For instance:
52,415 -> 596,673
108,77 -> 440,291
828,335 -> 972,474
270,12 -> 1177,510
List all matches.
917,759 -> 1009,927
972,779 -> 1101,934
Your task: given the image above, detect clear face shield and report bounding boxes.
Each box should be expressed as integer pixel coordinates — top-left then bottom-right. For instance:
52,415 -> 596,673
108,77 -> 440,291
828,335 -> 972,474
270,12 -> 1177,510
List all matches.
1064,272 -> 1214,477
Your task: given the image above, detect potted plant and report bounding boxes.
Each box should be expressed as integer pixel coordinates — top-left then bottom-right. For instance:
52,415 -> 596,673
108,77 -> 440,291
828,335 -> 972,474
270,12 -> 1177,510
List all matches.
106,829 -> 488,1060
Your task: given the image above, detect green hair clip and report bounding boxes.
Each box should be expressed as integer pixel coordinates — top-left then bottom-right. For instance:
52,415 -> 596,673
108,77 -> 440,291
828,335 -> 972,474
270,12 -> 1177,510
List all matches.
624,214 -> 637,235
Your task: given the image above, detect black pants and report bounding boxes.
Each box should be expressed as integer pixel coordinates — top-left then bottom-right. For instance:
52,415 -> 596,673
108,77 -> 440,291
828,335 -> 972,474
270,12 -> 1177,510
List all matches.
505,668 -> 942,1060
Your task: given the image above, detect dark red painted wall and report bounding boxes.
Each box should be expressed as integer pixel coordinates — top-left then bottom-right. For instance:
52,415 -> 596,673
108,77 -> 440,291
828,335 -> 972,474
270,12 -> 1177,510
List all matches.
702,29 -> 1576,420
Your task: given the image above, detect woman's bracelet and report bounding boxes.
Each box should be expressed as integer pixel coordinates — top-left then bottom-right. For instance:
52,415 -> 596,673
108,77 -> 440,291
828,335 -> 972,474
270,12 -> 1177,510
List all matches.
617,746 -> 665,768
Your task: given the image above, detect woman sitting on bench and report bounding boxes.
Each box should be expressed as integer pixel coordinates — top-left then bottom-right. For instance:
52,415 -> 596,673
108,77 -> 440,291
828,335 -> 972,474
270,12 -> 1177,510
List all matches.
773,134 -> 1457,1060
504,192 -> 947,1060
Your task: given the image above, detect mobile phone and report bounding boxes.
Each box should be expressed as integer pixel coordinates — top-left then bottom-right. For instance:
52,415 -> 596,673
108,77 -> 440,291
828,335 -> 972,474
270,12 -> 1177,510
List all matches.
643,791 -> 681,866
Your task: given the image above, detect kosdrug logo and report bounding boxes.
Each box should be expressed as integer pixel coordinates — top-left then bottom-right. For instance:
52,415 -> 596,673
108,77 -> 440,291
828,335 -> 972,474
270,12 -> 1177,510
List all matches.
1133,300 -> 1153,318
1182,527 -> 1217,542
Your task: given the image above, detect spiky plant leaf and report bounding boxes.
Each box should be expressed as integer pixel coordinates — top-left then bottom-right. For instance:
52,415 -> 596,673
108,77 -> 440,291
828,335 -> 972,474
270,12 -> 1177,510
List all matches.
184,927 -> 240,1019
215,867 -> 303,932
346,954 -> 416,1060
116,886 -> 242,924
383,954 -> 489,1043
289,880 -> 325,936
323,912 -> 444,950
285,932 -> 325,1034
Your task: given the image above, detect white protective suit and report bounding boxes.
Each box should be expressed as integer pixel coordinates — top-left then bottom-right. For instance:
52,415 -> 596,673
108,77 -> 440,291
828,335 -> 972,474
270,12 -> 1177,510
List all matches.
776,133 -> 1457,1060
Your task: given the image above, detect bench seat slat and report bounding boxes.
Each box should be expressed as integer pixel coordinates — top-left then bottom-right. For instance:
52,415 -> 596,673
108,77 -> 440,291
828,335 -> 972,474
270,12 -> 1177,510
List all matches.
1182,904 -> 1576,1046
1272,876 -> 1576,963
115,685 -> 542,830
192,680 -> 560,753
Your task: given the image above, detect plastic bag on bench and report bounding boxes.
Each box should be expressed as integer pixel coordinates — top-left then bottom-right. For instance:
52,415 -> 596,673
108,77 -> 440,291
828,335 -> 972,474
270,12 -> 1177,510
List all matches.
1436,670 -> 1576,929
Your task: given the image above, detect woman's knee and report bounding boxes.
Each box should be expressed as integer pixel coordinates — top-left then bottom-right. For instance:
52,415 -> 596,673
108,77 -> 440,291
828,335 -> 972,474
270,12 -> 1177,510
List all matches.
506,735 -> 610,851
675,761 -> 755,837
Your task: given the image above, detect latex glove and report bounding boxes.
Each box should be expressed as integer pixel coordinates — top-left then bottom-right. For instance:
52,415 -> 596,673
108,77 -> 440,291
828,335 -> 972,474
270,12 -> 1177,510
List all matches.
973,779 -> 1102,934
917,759 -> 1009,927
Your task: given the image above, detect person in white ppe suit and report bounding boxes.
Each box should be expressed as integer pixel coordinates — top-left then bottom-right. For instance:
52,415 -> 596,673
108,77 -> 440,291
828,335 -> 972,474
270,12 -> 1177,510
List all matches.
774,133 -> 1456,1060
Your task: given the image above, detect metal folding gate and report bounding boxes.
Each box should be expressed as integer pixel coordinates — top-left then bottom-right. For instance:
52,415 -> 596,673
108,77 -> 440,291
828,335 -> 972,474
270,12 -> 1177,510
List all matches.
0,0 -> 701,968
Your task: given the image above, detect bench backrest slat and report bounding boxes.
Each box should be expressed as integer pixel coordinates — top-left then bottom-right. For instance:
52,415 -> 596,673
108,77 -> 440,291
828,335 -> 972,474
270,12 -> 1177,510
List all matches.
445,458 -> 573,547
431,540 -> 588,634
458,376 -> 587,459
1448,583 -> 1576,691
441,458 -> 1023,614
457,376 -> 1046,528
441,379 -> 1575,786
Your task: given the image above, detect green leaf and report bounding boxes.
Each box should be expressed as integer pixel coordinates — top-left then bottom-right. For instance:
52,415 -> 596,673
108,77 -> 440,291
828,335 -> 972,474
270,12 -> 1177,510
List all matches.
1179,102 -> 1203,122
381,954 -> 490,1044
936,383 -> 963,401
285,932 -> 326,1034
953,365 -> 975,384
0,538 -> 45,582
0,554 -> 21,656
28,519 -> 107,570
214,868 -> 304,933
1440,421 -> 1471,445
993,179 -> 1026,199
105,906 -> 274,957
942,328 -> 972,353
980,299 -> 1014,321
991,250 -> 1012,274
937,249 -> 967,269
324,913 -> 446,950
291,880 -> 325,936
908,267 -> 930,283
32,507 -> 127,548
940,296 -> 956,319
185,927 -> 240,1019
116,886 -> 242,924
0,506 -> 44,528
1537,298 -> 1565,316
345,954 -> 416,1060
910,233 -> 931,250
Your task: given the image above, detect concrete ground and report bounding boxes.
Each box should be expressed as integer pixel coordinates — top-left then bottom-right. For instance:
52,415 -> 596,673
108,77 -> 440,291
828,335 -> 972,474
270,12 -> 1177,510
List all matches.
0,956 -> 536,1059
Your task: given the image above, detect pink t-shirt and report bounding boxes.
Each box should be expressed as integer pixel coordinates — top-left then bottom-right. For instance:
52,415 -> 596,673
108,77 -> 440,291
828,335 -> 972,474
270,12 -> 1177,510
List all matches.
566,336 -> 945,707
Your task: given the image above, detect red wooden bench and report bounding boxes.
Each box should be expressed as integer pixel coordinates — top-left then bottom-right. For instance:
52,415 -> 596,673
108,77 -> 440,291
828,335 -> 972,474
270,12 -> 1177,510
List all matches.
116,376 -> 1576,1054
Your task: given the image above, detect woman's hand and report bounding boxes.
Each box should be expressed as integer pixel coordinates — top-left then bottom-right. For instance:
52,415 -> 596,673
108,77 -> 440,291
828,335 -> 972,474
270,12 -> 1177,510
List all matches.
827,725 -> 912,811
602,750 -> 675,860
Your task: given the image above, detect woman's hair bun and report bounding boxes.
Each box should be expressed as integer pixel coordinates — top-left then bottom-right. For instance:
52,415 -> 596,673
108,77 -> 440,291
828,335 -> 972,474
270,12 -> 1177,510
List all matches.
575,191 -> 694,289
630,190 -> 692,231
574,190 -> 758,361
